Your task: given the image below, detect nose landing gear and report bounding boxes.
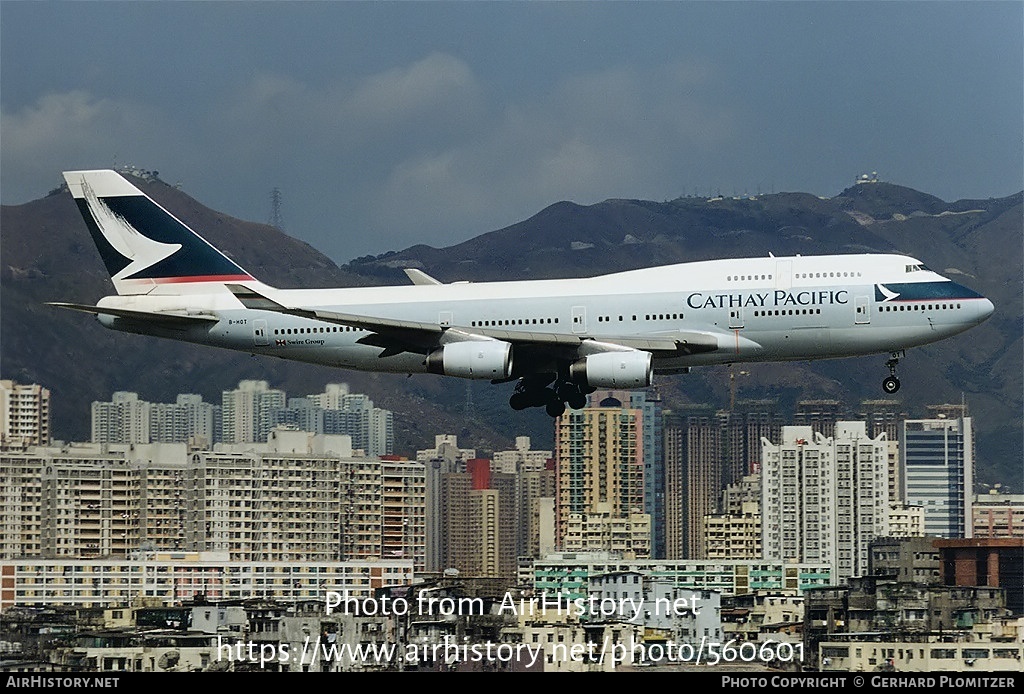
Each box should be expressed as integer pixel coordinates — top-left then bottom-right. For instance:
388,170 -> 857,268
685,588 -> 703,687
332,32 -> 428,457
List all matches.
882,351 -> 903,394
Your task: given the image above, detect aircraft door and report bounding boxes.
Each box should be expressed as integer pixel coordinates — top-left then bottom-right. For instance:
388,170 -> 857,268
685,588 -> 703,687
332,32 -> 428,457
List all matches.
439,311 -> 453,328
571,306 -> 587,334
775,260 -> 793,291
729,308 -> 745,329
253,319 -> 269,346
854,296 -> 871,325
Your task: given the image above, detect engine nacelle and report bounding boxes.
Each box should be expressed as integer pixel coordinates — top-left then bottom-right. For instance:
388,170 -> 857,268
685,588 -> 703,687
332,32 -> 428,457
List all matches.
569,350 -> 652,388
424,340 -> 513,379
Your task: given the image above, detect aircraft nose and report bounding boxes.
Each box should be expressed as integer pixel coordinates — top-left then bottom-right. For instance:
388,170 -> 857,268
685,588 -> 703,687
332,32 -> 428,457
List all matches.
977,297 -> 994,323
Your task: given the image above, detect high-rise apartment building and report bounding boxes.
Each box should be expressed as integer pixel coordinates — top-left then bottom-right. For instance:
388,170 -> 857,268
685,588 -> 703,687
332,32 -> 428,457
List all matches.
492,436 -> 551,474
221,380 -> 286,443
1,442 -> 191,559
664,405 -> 720,560
590,390 -> 665,558
419,435 -> 476,572
40,448 -> 145,558
263,384 -> 394,456
191,430 -> 425,566
436,458 -> 517,578
271,397 -> 325,436
762,426 -> 830,569
858,400 -> 907,502
91,391 -> 151,444
793,400 -> 845,439
720,400 -> 784,482
493,437 -> 556,561
833,422 -> 890,579
0,380 -> 50,450
379,457 -> 427,567
91,392 -> 218,446
663,401 -> 783,561
149,394 -> 218,446
304,384 -> 394,456
903,413 -> 973,538
325,393 -> 393,458
555,399 -> 647,556
1,433 -> 425,567
0,446 -> 46,557
761,422 -> 889,583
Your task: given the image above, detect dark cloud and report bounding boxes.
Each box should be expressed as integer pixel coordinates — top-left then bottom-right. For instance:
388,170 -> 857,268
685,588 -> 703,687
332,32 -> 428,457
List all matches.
2,2 -> 1021,263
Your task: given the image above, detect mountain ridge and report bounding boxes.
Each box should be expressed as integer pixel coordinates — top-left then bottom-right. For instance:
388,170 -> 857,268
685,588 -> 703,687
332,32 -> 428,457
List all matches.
2,173 -> 1020,488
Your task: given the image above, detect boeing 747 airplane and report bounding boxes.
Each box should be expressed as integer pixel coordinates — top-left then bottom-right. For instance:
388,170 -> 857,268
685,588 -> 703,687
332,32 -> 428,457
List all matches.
50,170 -> 994,417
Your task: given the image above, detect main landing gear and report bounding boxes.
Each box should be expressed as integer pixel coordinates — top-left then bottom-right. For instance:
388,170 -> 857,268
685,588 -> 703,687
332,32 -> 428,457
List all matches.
509,375 -> 593,417
882,351 -> 903,394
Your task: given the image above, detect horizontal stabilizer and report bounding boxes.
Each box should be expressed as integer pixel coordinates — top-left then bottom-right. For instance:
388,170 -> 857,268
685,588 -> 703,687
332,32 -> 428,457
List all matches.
47,302 -> 218,325
225,284 -> 288,311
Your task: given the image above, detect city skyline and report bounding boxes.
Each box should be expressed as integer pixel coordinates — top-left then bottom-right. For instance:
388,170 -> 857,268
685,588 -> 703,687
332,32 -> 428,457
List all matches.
3,378 -> 1020,674
4,382 -> 1014,566
4,377 -> 1014,490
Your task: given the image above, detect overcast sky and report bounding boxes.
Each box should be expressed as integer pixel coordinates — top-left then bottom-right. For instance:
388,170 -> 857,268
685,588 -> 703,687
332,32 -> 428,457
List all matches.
2,1 -> 1021,264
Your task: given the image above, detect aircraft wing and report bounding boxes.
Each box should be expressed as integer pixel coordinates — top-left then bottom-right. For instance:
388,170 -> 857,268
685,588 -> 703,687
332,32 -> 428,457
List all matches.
225,284 -> 721,356
47,302 -> 219,325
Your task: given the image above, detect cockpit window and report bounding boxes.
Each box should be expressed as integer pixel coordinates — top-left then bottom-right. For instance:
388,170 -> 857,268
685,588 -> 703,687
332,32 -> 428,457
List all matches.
905,264 -> 930,273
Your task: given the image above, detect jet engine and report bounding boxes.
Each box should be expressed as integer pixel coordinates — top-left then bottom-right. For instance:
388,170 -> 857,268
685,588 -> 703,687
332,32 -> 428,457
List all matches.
425,340 -> 513,379
569,350 -> 652,388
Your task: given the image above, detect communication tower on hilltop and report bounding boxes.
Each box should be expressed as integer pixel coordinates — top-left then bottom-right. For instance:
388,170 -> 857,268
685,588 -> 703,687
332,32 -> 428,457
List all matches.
268,187 -> 285,230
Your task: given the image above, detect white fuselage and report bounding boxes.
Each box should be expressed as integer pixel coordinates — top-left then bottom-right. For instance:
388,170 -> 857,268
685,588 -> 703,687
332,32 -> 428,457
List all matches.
95,253 -> 993,379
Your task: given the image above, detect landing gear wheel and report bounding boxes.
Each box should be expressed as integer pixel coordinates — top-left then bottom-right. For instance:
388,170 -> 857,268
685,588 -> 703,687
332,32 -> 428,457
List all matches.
555,380 -> 588,410
545,399 -> 566,418
509,375 -> 557,411
882,376 -> 901,394
509,392 -> 531,410
567,392 -> 588,410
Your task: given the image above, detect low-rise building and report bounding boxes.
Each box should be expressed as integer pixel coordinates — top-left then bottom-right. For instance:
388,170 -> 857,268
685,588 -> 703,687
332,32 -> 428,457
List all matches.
819,618 -> 1024,672
525,553 -> 832,601
972,492 -> 1024,538
0,553 -> 413,610
588,571 -> 721,643
720,592 -> 804,644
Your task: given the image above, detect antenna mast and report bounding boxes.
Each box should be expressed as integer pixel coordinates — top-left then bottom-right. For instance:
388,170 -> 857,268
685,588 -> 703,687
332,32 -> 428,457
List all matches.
268,187 -> 284,230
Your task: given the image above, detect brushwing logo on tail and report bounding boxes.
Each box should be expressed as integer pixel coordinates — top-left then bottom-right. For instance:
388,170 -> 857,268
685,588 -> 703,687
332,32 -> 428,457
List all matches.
80,179 -> 182,283
65,169 -> 255,295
